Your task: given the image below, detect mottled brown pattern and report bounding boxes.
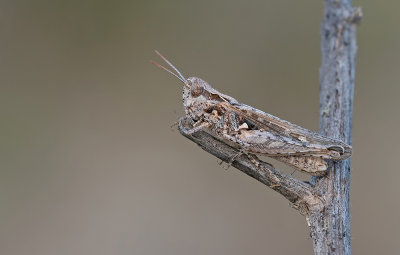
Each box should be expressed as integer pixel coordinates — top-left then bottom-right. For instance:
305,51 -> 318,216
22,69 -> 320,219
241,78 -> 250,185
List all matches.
177,76 -> 351,175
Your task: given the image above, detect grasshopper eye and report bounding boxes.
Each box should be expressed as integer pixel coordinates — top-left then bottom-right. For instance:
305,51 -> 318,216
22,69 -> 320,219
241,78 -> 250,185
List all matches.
191,83 -> 204,97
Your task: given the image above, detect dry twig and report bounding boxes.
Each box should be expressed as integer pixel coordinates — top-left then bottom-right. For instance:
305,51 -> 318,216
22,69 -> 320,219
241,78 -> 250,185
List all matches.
177,0 -> 360,253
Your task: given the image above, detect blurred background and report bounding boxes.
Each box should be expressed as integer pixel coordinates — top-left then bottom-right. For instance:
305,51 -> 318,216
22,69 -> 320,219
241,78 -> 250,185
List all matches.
1,0 -> 399,254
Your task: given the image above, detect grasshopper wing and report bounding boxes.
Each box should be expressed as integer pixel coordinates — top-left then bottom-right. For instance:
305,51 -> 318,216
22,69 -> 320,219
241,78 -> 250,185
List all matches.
221,101 -> 352,160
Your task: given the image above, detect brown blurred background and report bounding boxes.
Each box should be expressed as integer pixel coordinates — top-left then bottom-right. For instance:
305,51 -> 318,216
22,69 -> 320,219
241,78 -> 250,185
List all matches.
1,0 -> 399,254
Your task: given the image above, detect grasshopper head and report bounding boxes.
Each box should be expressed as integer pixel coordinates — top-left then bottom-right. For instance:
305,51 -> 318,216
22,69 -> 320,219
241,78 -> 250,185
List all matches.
151,51 -> 216,121
182,77 -> 214,120
186,77 -> 208,97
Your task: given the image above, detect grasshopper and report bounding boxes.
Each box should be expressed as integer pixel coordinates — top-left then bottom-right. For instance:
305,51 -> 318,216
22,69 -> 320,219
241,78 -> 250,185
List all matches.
151,51 -> 352,175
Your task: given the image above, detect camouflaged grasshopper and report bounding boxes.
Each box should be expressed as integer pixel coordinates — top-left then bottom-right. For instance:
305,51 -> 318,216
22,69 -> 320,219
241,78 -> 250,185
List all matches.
151,51 -> 352,175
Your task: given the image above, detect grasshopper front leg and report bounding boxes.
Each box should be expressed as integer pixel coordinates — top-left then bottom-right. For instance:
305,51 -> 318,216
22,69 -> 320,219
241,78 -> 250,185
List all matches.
178,117 -> 212,136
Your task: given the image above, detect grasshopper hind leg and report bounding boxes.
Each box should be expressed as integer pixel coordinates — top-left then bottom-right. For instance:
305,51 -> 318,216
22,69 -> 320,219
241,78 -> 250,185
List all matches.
271,156 -> 328,176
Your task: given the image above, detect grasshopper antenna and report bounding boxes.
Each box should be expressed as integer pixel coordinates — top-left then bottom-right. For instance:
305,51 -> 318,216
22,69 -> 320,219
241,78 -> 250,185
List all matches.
150,60 -> 185,83
153,50 -> 186,82
154,50 -> 186,81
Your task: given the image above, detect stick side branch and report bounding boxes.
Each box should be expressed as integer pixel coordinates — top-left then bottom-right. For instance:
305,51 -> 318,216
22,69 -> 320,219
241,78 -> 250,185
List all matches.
178,118 -> 317,212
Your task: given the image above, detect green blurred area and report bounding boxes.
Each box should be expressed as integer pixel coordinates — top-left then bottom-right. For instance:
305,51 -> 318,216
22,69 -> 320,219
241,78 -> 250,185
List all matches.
1,1 -> 399,254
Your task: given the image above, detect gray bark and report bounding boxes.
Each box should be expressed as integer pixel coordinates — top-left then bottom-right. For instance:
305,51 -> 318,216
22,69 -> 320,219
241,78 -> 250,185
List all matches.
177,0 -> 360,254
308,1 -> 360,254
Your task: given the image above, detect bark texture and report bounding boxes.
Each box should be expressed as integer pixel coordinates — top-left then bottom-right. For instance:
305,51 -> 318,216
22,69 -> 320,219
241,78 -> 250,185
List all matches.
308,1 -> 360,254
177,0 -> 360,254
